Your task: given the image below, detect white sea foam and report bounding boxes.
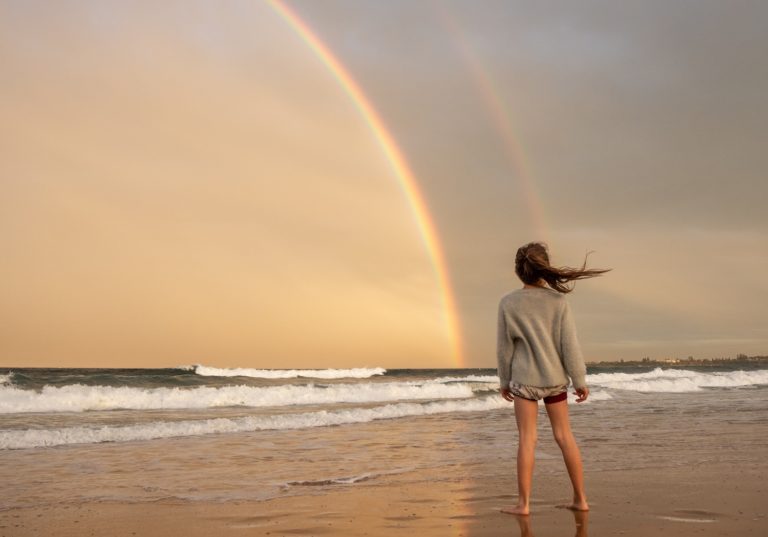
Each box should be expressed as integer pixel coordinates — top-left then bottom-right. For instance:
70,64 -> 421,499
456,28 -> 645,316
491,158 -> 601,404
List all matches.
286,474 -> 376,486
0,397 -> 508,449
0,381 -> 477,414
430,375 -> 499,384
192,365 -> 386,379
657,516 -> 716,524
0,372 -> 12,385
568,390 -> 612,402
285,471 -> 396,487
587,367 -> 768,393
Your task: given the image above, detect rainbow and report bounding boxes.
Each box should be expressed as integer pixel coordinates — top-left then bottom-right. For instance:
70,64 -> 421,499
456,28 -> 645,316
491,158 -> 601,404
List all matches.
436,7 -> 551,246
267,1 -> 463,366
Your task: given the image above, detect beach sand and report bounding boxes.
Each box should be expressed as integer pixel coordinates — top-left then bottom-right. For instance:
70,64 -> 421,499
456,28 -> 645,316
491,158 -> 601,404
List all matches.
3,457 -> 765,536
3,371 -> 767,537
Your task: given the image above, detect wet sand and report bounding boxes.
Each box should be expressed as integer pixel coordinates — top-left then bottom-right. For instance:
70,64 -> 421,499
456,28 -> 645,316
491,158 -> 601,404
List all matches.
3,382 -> 767,536
2,458 -> 765,536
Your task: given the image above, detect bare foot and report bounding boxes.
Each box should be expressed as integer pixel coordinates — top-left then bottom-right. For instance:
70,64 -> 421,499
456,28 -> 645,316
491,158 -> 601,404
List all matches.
556,501 -> 590,511
501,504 -> 530,516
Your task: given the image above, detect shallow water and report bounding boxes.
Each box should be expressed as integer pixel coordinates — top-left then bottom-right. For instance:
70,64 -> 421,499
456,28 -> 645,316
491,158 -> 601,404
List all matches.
1,365 -> 766,510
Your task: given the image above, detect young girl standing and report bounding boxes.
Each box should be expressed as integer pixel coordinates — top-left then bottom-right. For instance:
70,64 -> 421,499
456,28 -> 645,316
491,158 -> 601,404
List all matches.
497,241 -> 611,515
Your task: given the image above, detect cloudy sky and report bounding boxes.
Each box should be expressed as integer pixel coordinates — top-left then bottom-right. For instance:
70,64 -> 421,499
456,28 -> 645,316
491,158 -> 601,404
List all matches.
2,0 -> 766,369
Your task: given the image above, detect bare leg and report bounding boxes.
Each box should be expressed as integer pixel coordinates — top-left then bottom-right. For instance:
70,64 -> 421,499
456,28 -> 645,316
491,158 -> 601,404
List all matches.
501,397 -> 538,515
545,400 -> 589,511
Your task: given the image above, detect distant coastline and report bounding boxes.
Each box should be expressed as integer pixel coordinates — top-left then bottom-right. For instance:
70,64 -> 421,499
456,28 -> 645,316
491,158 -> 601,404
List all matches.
587,354 -> 768,369
1,355 -> 767,373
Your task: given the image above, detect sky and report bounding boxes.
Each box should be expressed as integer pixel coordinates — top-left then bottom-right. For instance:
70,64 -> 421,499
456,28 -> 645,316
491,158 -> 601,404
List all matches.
1,0 -> 767,369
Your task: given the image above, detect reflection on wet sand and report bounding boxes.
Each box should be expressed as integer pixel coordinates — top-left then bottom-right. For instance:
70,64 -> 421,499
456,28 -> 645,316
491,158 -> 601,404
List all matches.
513,509 -> 589,537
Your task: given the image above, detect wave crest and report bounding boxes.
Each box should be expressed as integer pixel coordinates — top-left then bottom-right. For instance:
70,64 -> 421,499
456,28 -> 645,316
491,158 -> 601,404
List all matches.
587,367 -> 768,392
0,381 -> 475,414
192,365 -> 386,379
0,397 -> 507,449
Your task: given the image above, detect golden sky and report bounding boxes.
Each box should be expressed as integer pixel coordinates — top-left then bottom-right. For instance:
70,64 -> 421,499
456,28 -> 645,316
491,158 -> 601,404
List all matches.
2,1 -> 767,368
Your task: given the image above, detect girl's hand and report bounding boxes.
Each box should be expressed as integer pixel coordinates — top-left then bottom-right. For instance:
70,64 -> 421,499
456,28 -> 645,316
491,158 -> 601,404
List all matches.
500,388 -> 515,402
574,386 -> 589,403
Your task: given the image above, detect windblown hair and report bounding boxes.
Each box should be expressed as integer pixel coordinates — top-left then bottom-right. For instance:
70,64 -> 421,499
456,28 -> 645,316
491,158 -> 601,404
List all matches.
515,241 -> 611,293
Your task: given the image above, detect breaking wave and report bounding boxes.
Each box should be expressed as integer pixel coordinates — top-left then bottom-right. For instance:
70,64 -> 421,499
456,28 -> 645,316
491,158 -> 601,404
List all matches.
0,381 -> 476,414
191,365 -> 386,379
587,367 -> 768,393
0,397 -> 507,449
430,375 -> 498,384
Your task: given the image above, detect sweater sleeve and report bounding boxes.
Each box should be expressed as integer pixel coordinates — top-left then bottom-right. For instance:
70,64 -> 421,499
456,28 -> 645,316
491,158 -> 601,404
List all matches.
559,299 -> 587,389
496,300 -> 514,390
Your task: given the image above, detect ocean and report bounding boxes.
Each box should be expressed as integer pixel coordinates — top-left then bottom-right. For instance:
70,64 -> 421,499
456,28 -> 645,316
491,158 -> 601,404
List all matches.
1,364 -> 767,512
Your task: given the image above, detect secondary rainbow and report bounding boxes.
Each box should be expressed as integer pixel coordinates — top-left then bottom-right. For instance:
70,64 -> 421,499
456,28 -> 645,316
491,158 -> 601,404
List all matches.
267,0 -> 463,366
436,7 -> 551,246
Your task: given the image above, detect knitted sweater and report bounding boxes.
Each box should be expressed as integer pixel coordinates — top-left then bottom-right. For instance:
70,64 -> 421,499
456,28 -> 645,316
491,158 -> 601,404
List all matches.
496,286 -> 587,390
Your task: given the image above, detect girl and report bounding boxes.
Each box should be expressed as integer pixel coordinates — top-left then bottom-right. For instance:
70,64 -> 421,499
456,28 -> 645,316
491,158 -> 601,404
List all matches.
497,241 -> 611,515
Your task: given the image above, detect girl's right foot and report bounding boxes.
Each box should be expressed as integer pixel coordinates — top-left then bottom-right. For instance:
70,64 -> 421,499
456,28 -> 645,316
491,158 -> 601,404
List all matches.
501,504 -> 530,515
556,499 -> 589,511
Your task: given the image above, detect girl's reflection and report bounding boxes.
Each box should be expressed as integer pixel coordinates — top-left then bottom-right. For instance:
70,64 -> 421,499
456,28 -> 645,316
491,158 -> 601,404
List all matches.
513,508 -> 589,537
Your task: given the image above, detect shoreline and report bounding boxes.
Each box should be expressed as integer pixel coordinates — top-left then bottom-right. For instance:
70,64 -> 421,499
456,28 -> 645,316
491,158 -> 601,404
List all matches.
3,462 -> 765,536
2,368 -> 765,536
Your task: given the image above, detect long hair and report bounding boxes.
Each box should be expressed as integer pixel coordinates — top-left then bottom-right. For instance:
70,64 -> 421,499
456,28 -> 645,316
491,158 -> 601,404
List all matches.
515,241 -> 611,293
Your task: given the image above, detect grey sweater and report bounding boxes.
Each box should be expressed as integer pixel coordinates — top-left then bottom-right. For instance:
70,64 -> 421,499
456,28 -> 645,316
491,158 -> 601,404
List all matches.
496,287 -> 587,390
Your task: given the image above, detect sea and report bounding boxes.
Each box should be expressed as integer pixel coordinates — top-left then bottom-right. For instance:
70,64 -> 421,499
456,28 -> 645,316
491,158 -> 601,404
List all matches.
1,363 -> 767,511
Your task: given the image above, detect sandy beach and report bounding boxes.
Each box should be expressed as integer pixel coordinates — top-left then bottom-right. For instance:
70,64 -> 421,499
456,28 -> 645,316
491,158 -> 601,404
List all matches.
2,367 -> 767,536
2,458 -> 766,536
